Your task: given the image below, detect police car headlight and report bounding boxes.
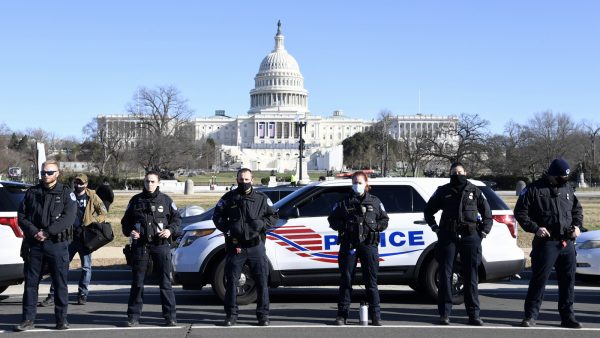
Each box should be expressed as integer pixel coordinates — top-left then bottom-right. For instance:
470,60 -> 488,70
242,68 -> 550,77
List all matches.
578,240 -> 600,250
180,229 -> 216,247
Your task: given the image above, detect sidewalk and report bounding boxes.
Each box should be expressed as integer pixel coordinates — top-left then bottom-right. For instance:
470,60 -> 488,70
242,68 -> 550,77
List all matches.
72,246 -> 127,267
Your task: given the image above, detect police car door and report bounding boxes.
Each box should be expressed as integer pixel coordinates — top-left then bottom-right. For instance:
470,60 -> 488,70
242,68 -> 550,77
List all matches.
368,184 -> 433,271
268,186 -> 349,271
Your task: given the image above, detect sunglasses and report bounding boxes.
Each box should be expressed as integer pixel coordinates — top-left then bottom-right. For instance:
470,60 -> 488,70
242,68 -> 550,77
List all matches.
41,170 -> 57,176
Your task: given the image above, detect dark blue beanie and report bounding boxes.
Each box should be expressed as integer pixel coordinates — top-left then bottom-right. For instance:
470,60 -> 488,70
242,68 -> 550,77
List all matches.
547,158 -> 570,176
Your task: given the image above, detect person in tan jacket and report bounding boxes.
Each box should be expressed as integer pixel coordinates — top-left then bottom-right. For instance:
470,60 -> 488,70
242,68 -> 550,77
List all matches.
40,173 -> 108,307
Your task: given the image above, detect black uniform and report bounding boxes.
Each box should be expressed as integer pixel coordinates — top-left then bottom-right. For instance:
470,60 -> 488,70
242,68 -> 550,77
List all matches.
121,187 -> 181,323
514,176 -> 583,323
424,181 -> 492,320
328,192 -> 389,323
18,182 -> 77,326
212,188 -> 278,322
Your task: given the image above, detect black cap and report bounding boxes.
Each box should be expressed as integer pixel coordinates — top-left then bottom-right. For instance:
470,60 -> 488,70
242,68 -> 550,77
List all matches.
547,158 -> 570,176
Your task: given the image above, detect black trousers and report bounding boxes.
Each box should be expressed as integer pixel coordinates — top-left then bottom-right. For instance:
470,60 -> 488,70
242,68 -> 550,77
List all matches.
127,243 -> 176,321
224,243 -> 269,320
22,240 -> 69,324
436,229 -> 482,318
337,242 -> 380,319
524,238 -> 576,321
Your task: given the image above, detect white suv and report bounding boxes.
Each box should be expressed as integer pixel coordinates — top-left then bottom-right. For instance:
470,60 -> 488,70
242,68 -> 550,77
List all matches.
0,181 -> 29,294
173,178 -> 524,304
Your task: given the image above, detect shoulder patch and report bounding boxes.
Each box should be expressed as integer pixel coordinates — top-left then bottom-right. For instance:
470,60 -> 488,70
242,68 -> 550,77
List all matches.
69,192 -> 76,201
379,202 -> 385,212
267,198 -> 273,207
171,201 -> 177,210
216,199 -> 224,207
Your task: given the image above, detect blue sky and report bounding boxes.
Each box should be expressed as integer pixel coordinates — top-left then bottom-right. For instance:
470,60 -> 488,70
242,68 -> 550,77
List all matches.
1,0 -> 598,139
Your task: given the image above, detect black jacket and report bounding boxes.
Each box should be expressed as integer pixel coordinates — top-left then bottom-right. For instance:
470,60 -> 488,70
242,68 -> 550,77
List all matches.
95,183 -> 114,211
212,188 -> 278,245
424,181 -> 493,234
328,192 -> 389,246
18,182 -> 77,243
121,188 -> 181,244
514,176 -> 583,238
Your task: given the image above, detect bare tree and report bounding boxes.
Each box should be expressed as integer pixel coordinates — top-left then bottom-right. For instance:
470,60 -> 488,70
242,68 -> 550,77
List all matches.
524,111 -> 577,165
82,117 -> 135,176
423,113 -> 489,173
581,120 -> 600,166
126,86 -> 194,171
398,134 -> 433,177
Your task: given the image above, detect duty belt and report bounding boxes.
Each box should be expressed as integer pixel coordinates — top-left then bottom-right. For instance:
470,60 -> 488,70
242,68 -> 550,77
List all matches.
228,236 -> 261,248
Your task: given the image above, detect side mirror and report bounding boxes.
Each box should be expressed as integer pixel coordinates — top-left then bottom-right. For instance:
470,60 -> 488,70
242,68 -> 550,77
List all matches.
280,206 -> 300,219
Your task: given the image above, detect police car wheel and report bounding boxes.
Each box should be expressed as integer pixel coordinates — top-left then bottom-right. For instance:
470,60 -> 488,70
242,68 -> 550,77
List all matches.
408,281 -> 424,293
211,258 -> 258,305
423,258 -> 464,305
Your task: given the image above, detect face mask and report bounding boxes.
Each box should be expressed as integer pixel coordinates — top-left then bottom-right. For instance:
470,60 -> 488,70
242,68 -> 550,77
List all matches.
352,183 -> 365,195
555,176 -> 569,185
238,182 -> 252,192
449,174 -> 467,186
74,184 -> 86,193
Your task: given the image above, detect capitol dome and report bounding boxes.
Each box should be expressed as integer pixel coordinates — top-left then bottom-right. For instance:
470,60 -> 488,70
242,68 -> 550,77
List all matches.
258,31 -> 300,73
249,21 -> 309,115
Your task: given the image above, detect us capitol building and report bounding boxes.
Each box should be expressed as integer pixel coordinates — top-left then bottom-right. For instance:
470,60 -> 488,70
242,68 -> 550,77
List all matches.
100,21 -> 457,174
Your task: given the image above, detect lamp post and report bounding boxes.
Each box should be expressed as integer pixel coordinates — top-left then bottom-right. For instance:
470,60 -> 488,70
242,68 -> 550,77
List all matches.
297,121 -> 307,183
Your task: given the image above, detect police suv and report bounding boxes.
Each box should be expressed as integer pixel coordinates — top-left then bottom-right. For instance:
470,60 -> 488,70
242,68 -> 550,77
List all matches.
0,181 -> 29,294
173,178 -> 525,304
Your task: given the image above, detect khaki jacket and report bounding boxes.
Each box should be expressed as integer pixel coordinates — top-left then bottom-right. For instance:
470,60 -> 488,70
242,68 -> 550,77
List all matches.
81,188 -> 108,226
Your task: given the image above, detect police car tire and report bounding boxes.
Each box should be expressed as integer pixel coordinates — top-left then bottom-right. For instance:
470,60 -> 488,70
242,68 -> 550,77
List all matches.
211,258 -> 258,306
408,281 -> 424,293
423,258 -> 464,305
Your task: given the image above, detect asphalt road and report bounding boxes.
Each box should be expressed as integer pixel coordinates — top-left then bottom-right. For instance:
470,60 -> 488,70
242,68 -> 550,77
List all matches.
1,273 -> 599,337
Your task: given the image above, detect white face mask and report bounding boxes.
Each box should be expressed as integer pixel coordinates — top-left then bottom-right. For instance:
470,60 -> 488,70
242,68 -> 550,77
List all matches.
352,183 -> 365,195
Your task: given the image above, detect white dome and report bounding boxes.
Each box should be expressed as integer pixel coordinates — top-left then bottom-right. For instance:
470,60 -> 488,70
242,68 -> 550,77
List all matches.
249,21 -> 309,115
259,51 -> 300,73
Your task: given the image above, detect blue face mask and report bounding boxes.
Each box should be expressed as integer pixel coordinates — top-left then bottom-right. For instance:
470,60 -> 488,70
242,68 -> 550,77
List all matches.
352,183 -> 365,195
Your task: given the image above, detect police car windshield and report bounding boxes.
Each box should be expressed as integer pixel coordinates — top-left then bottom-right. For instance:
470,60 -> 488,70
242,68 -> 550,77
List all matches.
478,186 -> 510,210
0,183 -> 28,212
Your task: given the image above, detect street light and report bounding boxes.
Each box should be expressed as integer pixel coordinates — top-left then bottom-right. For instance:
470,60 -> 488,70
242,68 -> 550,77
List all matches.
296,120 -> 307,183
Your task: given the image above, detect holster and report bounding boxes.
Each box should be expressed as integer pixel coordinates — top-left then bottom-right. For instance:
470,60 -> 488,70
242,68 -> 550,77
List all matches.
51,225 -> 73,243
20,240 -> 31,262
457,222 -> 477,235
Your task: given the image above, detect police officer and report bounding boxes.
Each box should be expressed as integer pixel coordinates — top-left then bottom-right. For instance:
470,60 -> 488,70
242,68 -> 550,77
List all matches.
121,170 -> 181,327
41,173 -> 108,307
515,158 -> 583,329
424,162 -> 492,326
15,160 -> 77,332
328,171 -> 389,326
95,178 -> 114,211
212,168 -> 278,327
